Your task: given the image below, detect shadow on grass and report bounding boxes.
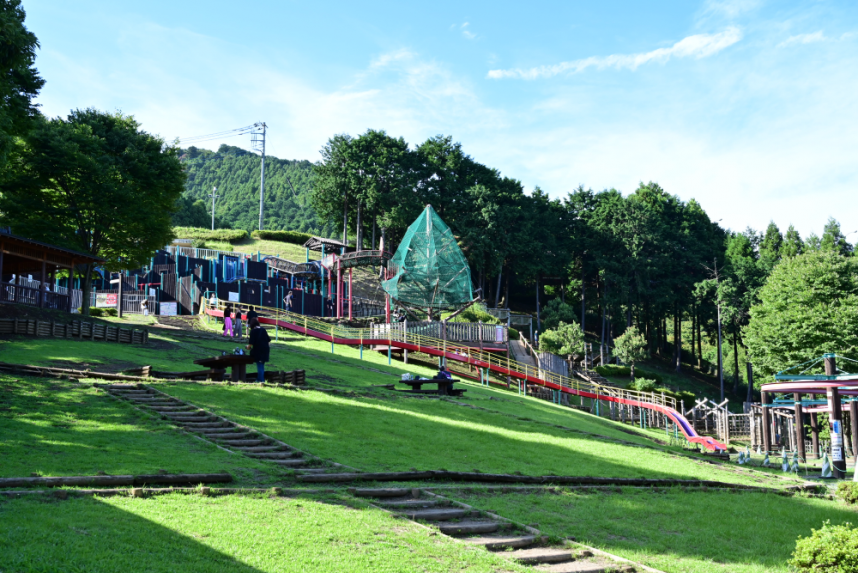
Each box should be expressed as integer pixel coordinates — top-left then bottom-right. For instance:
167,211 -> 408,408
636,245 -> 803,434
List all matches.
0,495 -> 266,573
164,384 -> 786,486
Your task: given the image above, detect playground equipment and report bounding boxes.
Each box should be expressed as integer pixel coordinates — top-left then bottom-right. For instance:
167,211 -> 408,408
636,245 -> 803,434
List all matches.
382,205 -> 474,317
761,353 -> 858,479
204,303 -> 726,451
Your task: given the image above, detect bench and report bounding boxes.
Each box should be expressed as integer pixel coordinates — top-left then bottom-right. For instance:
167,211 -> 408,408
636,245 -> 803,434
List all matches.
194,355 -> 256,382
398,378 -> 466,397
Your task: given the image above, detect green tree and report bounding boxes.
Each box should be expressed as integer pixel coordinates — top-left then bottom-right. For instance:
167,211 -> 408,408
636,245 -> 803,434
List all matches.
0,0 -> 43,168
744,251 -> 858,380
540,298 -> 579,331
782,225 -> 803,258
539,320 -> 584,358
759,221 -> 783,269
0,109 -> 185,315
612,326 -> 648,381
821,217 -> 854,257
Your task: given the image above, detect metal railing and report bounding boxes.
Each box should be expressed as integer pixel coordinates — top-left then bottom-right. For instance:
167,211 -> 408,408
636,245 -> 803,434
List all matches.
210,299 -> 678,414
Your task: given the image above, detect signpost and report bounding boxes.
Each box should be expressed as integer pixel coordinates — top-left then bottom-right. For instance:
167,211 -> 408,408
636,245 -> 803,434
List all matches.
95,293 -> 118,308
159,301 -> 177,316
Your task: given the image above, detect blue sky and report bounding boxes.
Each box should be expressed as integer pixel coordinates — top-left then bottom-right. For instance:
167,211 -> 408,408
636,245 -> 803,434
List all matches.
25,0 -> 858,240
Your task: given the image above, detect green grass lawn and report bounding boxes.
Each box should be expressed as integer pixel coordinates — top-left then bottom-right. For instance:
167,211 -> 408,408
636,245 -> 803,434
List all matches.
0,329 -> 799,487
0,374 -> 281,483
0,493 -> 526,573
445,487 -> 858,573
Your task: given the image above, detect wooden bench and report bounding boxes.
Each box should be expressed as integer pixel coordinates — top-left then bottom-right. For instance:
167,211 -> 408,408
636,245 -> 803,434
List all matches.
194,355 -> 256,382
398,378 -> 466,397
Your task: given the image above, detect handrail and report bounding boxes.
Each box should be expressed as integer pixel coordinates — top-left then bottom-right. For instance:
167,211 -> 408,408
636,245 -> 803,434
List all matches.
205,299 -> 725,451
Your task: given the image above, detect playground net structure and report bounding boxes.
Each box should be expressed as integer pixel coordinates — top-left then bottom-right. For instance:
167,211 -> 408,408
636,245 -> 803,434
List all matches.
383,205 -> 473,313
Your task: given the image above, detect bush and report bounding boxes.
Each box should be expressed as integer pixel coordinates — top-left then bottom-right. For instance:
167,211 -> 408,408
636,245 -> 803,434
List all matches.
595,364 -> 662,384
252,229 -> 314,245
508,327 -> 520,340
172,227 -> 247,242
628,378 -> 658,393
791,521 -> 858,572
838,483 -> 858,505
88,308 -> 117,317
446,305 -> 502,325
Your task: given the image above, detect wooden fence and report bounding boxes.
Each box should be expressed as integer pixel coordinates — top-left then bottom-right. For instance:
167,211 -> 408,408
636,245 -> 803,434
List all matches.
0,318 -> 148,344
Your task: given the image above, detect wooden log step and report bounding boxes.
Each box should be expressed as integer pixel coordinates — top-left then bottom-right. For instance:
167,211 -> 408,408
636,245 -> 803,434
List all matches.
214,439 -> 267,447
399,508 -> 469,521
438,520 -> 502,535
0,473 -> 232,488
147,407 -> 195,413
461,535 -> 536,550
206,433 -> 257,441
270,459 -> 307,467
376,499 -> 441,508
244,452 -> 299,459
300,472 -> 434,483
180,422 -> 234,429
351,488 -> 413,498
163,413 -> 211,421
508,548 -> 573,565
230,445 -> 286,453
294,468 -> 331,474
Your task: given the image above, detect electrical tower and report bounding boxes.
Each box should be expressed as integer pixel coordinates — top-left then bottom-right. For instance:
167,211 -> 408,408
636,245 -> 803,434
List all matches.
251,122 -> 267,231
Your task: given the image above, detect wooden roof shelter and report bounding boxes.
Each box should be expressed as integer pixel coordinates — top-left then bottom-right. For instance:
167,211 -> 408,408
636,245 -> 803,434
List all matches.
302,236 -> 352,253
0,229 -> 103,312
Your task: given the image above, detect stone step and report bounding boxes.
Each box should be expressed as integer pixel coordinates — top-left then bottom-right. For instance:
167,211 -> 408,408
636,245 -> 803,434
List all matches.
376,499 -> 441,509
438,520 -> 501,535
352,488 -> 412,498
109,389 -> 151,394
244,451 -> 299,459
166,415 -> 216,422
148,406 -> 194,412
216,439 -> 267,447
231,445 -> 285,453
402,508 -> 469,521
461,535 -> 536,550
270,458 -> 308,467
508,548 -> 573,565
127,397 -> 176,402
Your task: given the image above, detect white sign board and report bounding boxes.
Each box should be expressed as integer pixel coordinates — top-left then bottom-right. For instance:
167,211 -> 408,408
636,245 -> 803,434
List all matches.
149,288 -> 156,297
159,302 -> 177,316
228,291 -> 240,302
495,325 -> 504,343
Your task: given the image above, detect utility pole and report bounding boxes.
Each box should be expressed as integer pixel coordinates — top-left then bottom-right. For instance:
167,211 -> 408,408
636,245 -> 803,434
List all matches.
251,122 -> 267,231
209,186 -> 219,230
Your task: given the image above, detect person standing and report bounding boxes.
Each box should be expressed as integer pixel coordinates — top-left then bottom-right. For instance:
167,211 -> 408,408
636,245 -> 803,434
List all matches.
233,308 -> 242,338
283,290 -> 293,312
223,305 -> 233,338
246,317 -> 270,383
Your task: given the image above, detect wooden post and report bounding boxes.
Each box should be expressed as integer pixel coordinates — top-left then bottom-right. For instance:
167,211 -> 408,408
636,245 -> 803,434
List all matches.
794,393 -> 806,460
851,400 -> 858,464
348,268 -> 353,320
118,271 -> 124,318
825,355 -> 846,478
810,412 -> 820,459
39,257 -> 46,308
761,391 -> 771,454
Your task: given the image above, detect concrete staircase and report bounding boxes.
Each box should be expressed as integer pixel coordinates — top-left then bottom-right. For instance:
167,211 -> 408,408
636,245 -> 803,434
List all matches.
104,385 -> 330,474
352,488 -> 637,573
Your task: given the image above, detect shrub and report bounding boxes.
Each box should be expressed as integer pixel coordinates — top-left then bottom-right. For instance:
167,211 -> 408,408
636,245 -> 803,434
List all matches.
791,521 -> 858,572
252,229 -> 314,245
447,305 -> 502,325
172,227 -> 247,242
88,308 -> 117,317
838,483 -> 858,505
628,378 -> 657,393
596,364 -> 662,384
508,327 -> 520,340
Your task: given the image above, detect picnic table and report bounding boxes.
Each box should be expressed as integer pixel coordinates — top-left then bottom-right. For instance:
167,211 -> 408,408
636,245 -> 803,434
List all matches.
194,355 -> 256,382
398,377 -> 466,397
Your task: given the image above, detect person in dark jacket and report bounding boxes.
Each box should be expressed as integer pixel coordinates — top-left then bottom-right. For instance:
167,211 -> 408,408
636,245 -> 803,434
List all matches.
246,317 -> 270,382
246,306 -> 259,322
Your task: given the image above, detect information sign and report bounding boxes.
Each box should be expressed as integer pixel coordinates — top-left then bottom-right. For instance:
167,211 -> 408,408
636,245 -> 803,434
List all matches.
159,302 -> 177,316
95,293 -> 118,308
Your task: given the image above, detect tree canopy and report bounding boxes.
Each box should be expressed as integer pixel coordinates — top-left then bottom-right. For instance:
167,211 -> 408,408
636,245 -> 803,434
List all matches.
0,109 -> 185,313
744,250 -> 858,379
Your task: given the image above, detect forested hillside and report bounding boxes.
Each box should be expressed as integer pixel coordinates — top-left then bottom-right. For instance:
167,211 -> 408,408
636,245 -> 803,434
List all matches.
173,145 -> 333,235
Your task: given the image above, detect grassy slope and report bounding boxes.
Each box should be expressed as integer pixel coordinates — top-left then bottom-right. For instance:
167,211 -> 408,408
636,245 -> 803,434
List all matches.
0,493 -> 526,573
0,374 -> 280,482
447,488 -> 858,573
0,327 -> 797,487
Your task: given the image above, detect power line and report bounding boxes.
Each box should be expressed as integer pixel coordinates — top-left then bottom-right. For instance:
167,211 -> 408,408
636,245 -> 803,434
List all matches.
177,124 -> 257,145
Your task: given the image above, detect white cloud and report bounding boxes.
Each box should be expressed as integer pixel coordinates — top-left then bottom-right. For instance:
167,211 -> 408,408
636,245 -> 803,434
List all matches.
778,31 -> 826,47
487,27 -> 742,80
461,22 -> 477,40
700,0 -> 761,19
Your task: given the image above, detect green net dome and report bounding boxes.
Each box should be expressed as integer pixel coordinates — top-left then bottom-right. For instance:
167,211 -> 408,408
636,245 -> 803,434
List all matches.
382,205 -> 473,311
